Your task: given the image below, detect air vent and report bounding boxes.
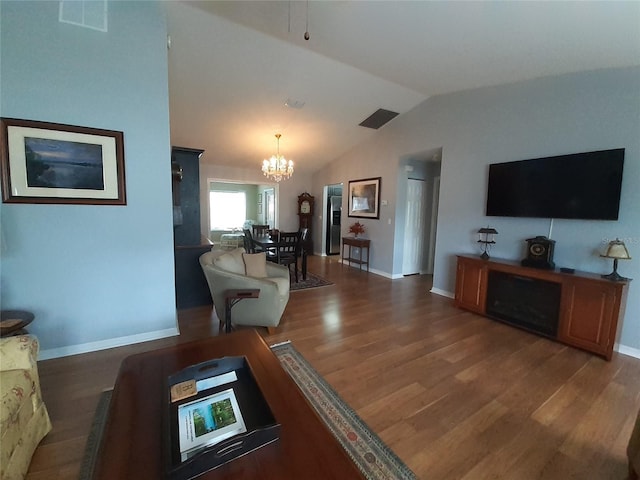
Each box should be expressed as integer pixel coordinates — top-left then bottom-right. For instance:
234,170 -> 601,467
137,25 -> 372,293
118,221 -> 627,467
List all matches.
358,108 -> 399,129
59,0 -> 108,32
284,98 -> 305,109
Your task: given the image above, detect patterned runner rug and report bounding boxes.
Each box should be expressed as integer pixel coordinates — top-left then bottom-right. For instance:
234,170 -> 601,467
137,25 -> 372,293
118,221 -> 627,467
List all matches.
80,342 -> 415,480
271,341 -> 416,480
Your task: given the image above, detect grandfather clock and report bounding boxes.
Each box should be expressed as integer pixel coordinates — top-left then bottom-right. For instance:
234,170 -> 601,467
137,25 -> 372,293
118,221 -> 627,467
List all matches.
297,192 -> 314,254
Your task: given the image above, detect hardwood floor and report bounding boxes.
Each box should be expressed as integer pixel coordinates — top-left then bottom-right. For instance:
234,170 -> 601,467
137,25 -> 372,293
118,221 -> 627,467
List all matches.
27,255 -> 640,479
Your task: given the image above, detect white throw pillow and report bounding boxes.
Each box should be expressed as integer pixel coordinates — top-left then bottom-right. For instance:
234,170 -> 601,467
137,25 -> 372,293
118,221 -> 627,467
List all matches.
243,252 -> 268,278
213,248 -> 246,274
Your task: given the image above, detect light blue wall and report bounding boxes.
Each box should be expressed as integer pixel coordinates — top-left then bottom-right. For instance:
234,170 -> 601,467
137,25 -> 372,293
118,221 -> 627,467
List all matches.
0,1 -> 177,356
314,67 -> 640,352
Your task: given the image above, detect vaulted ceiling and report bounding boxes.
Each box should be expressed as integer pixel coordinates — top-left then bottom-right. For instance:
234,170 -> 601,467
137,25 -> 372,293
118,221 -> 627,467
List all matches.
166,1 -> 640,173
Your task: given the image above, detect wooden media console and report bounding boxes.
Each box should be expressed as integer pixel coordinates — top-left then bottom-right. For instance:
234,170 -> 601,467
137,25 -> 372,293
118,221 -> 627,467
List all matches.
454,255 -> 630,360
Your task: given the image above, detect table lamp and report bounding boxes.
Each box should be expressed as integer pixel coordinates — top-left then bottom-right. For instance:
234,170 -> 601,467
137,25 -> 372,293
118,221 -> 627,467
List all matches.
478,227 -> 498,260
600,238 -> 631,281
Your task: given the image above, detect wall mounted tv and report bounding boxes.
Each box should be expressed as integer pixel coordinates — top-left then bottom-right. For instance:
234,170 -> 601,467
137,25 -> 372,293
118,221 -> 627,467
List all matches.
486,148 -> 624,220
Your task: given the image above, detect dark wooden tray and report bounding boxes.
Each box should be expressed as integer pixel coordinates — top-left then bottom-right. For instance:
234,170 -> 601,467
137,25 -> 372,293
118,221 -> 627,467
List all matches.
164,356 -> 280,480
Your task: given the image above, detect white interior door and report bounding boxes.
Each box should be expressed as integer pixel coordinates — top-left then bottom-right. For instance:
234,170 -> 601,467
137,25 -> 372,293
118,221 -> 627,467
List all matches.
402,179 -> 426,275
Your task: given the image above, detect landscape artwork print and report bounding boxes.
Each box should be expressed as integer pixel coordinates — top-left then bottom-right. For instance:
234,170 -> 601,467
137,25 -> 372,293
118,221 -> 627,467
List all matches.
24,137 -> 104,190
192,398 -> 237,437
1,118 -> 126,205
177,388 -> 247,461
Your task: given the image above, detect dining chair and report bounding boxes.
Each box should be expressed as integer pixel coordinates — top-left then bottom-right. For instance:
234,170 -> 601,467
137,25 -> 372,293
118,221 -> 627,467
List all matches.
252,224 -> 270,237
242,229 -> 256,253
261,230 -> 279,263
276,231 -> 302,282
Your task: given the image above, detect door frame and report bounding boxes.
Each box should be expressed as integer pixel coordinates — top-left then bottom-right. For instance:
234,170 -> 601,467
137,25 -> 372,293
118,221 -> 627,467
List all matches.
427,176 -> 440,274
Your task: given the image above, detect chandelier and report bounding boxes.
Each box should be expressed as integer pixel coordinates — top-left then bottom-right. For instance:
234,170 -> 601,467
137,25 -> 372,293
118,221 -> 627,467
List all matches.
262,134 -> 294,182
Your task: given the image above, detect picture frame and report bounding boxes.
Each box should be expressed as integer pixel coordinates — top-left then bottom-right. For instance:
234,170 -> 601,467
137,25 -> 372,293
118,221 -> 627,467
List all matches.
348,177 -> 381,219
257,193 -> 262,204
0,118 -> 126,205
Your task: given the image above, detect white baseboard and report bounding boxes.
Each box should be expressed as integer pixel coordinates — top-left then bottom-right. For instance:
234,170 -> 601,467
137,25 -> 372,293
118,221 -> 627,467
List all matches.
370,267 -> 395,279
430,287 -> 454,298
337,259 -> 438,280
615,343 -> 640,360
337,259 -> 396,279
39,327 -> 180,360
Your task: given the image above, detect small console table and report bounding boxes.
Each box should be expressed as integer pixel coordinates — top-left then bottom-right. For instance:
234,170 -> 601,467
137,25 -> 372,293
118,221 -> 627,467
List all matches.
454,255 -> 630,360
0,310 -> 34,337
342,237 -> 370,271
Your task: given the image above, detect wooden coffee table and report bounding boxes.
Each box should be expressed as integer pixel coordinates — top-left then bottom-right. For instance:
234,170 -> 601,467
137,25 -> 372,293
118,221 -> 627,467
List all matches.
93,330 -> 364,479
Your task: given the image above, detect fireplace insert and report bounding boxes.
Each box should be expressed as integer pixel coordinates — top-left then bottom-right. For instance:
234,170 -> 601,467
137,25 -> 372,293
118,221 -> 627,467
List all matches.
486,270 -> 561,337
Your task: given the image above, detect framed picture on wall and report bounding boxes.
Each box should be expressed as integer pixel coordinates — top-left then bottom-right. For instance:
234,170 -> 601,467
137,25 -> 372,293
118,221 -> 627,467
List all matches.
257,193 -> 262,204
348,177 -> 381,219
0,117 -> 126,205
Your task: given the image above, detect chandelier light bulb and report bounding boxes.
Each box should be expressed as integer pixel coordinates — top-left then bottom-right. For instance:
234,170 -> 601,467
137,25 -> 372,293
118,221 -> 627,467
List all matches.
261,134 -> 294,182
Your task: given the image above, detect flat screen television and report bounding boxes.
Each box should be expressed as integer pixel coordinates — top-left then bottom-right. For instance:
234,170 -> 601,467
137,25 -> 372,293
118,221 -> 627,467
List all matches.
486,148 -> 624,220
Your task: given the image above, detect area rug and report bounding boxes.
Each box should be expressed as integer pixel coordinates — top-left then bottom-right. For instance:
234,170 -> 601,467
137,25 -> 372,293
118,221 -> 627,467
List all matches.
289,271 -> 333,292
271,341 -> 416,480
80,343 -> 415,480
78,389 -> 112,480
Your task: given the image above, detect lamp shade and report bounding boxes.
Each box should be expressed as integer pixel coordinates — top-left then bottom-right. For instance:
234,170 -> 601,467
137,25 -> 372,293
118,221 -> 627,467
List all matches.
600,238 -> 631,281
601,238 -> 631,260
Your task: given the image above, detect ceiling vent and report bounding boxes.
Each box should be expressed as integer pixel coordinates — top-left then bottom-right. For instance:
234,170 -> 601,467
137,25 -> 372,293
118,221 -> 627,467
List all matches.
284,98 -> 305,109
59,0 -> 108,32
358,108 -> 399,130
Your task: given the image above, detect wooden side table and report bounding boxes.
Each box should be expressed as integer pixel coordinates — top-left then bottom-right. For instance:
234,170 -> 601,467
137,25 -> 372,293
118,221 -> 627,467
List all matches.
341,237 -> 370,272
0,310 -> 34,337
224,289 -> 260,333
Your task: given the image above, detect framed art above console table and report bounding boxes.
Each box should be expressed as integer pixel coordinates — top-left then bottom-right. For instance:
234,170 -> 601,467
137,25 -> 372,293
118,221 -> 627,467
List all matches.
454,254 -> 630,360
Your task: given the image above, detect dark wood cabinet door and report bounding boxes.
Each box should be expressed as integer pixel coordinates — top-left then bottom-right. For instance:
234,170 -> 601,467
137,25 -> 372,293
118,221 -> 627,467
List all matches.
454,257 -> 487,314
559,280 -> 619,359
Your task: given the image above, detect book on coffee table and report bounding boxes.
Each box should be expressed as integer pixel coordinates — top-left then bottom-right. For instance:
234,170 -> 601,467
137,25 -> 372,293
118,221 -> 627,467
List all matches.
177,387 -> 247,461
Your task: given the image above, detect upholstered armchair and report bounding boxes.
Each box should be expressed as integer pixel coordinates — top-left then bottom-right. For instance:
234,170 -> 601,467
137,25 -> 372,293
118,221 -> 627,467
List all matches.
199,248 -> 290,331
1,335 -> 51,480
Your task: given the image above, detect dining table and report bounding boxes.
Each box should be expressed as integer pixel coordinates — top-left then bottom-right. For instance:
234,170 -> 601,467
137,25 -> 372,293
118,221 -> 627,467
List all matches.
252,235 -> 308,281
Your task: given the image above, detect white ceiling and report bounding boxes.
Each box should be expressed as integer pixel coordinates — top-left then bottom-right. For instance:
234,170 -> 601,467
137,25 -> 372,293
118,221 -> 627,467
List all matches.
166,1 -> 640,173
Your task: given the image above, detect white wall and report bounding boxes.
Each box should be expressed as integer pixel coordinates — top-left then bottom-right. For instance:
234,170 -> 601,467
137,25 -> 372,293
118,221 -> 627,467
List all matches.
314,67 -> 640,352
0,1 -> 177,357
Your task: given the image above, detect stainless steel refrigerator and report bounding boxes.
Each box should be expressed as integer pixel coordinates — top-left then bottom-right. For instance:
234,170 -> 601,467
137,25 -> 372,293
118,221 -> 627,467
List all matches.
328,195 -> 342,255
